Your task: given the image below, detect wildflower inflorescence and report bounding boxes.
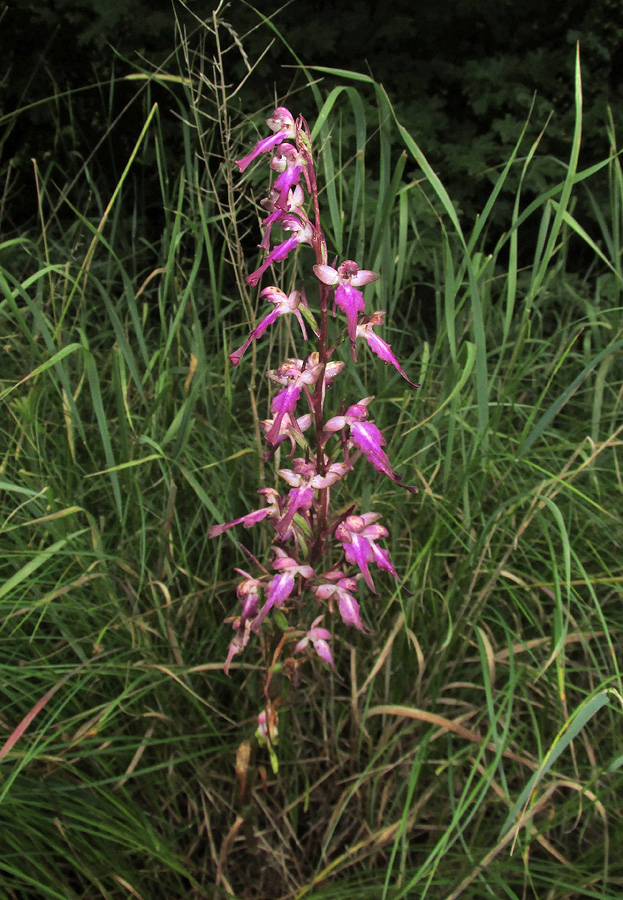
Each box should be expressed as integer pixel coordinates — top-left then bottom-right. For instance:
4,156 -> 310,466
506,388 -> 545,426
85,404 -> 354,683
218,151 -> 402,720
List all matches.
210,106 -> 418,760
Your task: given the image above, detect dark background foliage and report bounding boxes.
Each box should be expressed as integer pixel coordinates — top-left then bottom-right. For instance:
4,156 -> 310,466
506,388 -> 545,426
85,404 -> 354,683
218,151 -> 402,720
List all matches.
2,0 -> 623,247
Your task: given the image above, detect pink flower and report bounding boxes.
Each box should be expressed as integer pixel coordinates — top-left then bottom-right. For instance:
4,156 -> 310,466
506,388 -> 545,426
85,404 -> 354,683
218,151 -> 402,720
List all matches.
208,488 -> 282,538
267,383 -> 304,447
235,107 -> 296,172
247,216 -> 313,287
313,572 -> 368,632
356,311 -> 419,388
322,359 -> 345,385
259,412 -> 312,455
264,357 -> 324,446
314,260 -> 378,356
278,457 -> 350,490
224,622 -> 251,675
235,569 -> 262,618
257,704 -> 279,743
270,143 -> 307,209
325,398 -> 417,493
275,457 -> 350,536
251,551 -> 315,632
299,352 -> 345,411
335,513 -> 398,593
275,485 -> 315,538
294,615 -> 336,671
250,571 -> 295,633
260,185 -> 305,250
337,589 -> 365,631
228,287 -> 308,366
223,569 -> 262,675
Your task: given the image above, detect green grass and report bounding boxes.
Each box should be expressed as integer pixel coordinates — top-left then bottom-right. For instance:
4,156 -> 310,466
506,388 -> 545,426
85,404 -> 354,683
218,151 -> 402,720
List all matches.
1,18 -> 623,900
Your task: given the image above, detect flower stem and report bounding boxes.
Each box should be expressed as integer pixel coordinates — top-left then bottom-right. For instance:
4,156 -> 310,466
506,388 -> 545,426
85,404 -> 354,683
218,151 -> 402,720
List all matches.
304,132 -> 331,564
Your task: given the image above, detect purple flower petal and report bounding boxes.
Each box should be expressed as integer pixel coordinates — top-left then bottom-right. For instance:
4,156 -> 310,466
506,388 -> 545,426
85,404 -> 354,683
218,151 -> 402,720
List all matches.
246,235 -> 300,286
273,164 -> 305,209
224,623 -> 251,675
228,308 -> 281,366
349,268 -> 378,287
335,283 -> 365,346
235,571 -> 261,620
209,489 -> 282,538
251,571 -> 295,633
337,589 -> 366,631
338,529 -> 376,592
235,131 -> 288,173
229,288 -> 306,366
335,514 -> 399,592
208,505 -> 273,538
332,402 -> 418,494
265,107 -> 296,136
310,461 -> 350,489
295,617 -> 337,671
356,312 -> 420,388
266,384 -> 303,446
350,420 -> 394,479
260,411 -> 312,454
275,485 -> 315,537
312,264 -> 339,286
234,108 -> 296,173
267,571 -> 295,607
369,542 -> 399,580
311,637 -> 336,671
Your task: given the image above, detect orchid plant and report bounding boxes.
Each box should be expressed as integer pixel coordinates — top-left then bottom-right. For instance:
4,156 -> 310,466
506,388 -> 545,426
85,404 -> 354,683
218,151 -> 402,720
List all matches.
210,106 -> 418,769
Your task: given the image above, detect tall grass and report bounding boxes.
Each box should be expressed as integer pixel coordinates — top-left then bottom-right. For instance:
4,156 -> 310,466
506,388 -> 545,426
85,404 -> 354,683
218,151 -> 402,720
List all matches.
1,14 -> 622,900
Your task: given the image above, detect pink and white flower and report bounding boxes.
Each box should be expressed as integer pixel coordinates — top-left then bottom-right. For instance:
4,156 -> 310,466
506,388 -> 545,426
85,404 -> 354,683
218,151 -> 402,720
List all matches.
214,102 -> 418,689
313,260 -> 378,355
223,569 -> 262,675
247,215 -> 313,287
228,286 -> 308,367
275,457 -> 350,536
335,513 -> 398,593
208,488 -> 282,538
270,143 -> 307,210
264,356 -> 324,446
251,550 -> 315,632
294,615 -> 337,671
325,398 -> 417,493
260,184 -> 305,250
313,571 -> 368,632
235,107 -> 296,173
259,412 -> 312,455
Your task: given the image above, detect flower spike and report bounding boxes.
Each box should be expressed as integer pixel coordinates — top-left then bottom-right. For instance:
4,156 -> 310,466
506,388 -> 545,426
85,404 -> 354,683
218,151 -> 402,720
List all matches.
211,101 -> 419,728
